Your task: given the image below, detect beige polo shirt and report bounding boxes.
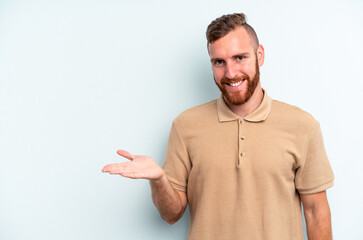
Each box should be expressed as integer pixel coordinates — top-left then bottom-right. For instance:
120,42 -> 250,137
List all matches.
163,91 -> 334,240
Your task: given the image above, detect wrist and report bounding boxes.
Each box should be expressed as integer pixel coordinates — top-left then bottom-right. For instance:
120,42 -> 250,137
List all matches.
151,170 -> 166,184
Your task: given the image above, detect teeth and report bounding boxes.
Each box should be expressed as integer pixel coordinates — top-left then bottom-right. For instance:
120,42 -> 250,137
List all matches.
230,81 -> 243,87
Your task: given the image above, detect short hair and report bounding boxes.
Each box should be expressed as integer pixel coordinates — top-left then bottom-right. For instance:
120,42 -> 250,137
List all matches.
206,13 -> 259,50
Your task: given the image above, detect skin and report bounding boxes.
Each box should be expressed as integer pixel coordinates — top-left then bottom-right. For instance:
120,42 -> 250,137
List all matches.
209,26 -> 265,117
301,191 -> 333,240
102,150 -> 187,224
102,26 -> 333,238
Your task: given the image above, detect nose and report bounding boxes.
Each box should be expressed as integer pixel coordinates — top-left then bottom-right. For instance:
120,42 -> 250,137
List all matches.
225,63 -> 238,79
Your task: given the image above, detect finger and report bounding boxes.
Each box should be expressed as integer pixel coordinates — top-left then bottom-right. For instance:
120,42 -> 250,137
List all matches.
102,164 -> 112,172
102,163 -> 129,173
102,164 -> 118,173
116,150 -> 134,161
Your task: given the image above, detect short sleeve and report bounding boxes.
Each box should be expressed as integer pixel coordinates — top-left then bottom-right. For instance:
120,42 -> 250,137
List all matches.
295,122 -> 334,194
162,121 -> 191,192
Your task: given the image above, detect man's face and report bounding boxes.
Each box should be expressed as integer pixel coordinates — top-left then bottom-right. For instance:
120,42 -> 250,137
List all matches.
208,27 -> 264,105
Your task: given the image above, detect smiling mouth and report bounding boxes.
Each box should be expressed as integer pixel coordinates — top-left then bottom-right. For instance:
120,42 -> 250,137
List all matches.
226,79 -> 245,87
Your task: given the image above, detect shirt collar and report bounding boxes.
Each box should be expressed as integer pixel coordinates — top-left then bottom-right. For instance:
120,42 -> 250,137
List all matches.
217,89 -> 272,123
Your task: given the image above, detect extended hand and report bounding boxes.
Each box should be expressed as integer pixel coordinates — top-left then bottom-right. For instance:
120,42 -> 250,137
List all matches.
102,150 -> 164,180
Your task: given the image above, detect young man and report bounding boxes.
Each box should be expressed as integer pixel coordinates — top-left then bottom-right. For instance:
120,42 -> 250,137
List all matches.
102,13 -> 334,240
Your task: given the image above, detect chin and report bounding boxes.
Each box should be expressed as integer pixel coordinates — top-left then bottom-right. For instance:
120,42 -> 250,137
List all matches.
225,92 -> 249,105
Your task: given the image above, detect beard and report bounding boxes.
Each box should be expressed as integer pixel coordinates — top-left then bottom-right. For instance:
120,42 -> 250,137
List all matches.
214,59 -> 260,105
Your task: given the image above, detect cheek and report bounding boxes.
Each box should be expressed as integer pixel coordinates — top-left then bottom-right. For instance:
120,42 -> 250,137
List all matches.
240,64 -> 255,76
212,68 -> 225,81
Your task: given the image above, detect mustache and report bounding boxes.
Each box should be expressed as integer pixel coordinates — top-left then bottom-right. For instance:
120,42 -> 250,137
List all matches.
221,75 -> 248,84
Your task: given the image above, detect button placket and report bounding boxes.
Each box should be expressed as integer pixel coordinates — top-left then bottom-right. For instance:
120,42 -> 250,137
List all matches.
238,118 -> 246,168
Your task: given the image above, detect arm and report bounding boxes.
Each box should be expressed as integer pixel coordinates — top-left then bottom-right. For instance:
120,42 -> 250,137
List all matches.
300,191 -> 332,240
102,150 -> 187,224
150,174 -> 187,224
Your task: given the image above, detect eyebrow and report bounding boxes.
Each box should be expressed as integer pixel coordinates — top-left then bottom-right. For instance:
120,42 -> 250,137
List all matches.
210,52 -> 251,62
210,57 -> 223,63
232,52 -> 250,58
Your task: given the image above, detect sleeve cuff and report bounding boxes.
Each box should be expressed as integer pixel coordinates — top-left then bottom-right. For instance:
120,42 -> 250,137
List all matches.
298,180 -> 334,195
166,176 -> 187,192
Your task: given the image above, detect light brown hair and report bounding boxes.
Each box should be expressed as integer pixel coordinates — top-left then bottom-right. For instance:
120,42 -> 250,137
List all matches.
206,13 -> 259,50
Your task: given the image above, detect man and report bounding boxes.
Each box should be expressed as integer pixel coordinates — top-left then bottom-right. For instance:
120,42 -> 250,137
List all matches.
102,13 -> 334,240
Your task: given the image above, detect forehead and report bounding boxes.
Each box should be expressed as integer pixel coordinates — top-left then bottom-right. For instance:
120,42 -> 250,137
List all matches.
208,26 -> 254,58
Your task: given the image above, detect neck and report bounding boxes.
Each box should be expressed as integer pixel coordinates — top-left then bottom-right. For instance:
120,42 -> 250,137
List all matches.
224,83 -> 264,117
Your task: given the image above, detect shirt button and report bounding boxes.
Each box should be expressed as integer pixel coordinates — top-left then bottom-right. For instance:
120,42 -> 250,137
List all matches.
240,152 -> 245,157
240,120 -> 244,124
241,136 -> 245,140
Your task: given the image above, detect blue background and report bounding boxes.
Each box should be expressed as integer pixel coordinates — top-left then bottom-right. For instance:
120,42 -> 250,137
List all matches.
1,0 -> 362,239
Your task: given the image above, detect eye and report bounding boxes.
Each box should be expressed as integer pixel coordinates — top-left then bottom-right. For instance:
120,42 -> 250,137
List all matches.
214,59 -> 225,66
237,56 -> 245,61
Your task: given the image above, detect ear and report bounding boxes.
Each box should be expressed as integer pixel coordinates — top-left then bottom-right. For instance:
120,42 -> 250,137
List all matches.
256,44 -> 265,67
207,43 -> 211,55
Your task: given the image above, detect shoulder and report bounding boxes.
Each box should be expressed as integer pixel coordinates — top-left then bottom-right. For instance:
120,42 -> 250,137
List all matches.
270,99 -> 319,133
173,99 -> 218,129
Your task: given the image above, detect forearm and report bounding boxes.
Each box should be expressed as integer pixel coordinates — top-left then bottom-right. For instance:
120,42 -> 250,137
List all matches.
304,205 -> 332,240
149,171 -> 184,224
103,150 -> 185,223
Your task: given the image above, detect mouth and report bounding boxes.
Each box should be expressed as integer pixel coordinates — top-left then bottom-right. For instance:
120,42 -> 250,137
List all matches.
227,80 -> 243,87
225,79 -> 246,88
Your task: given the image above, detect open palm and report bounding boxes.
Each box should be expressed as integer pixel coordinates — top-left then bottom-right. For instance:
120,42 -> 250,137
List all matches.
102,150 -> 163,180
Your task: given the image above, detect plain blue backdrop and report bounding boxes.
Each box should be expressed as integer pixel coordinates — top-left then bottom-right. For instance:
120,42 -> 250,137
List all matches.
1,0 -> 362,239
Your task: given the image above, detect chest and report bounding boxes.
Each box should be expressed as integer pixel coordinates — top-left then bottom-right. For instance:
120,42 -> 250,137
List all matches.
187,120 -> 301,181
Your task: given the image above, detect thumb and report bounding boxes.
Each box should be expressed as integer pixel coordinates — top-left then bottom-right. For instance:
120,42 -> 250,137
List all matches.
117,150 -> 134,161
